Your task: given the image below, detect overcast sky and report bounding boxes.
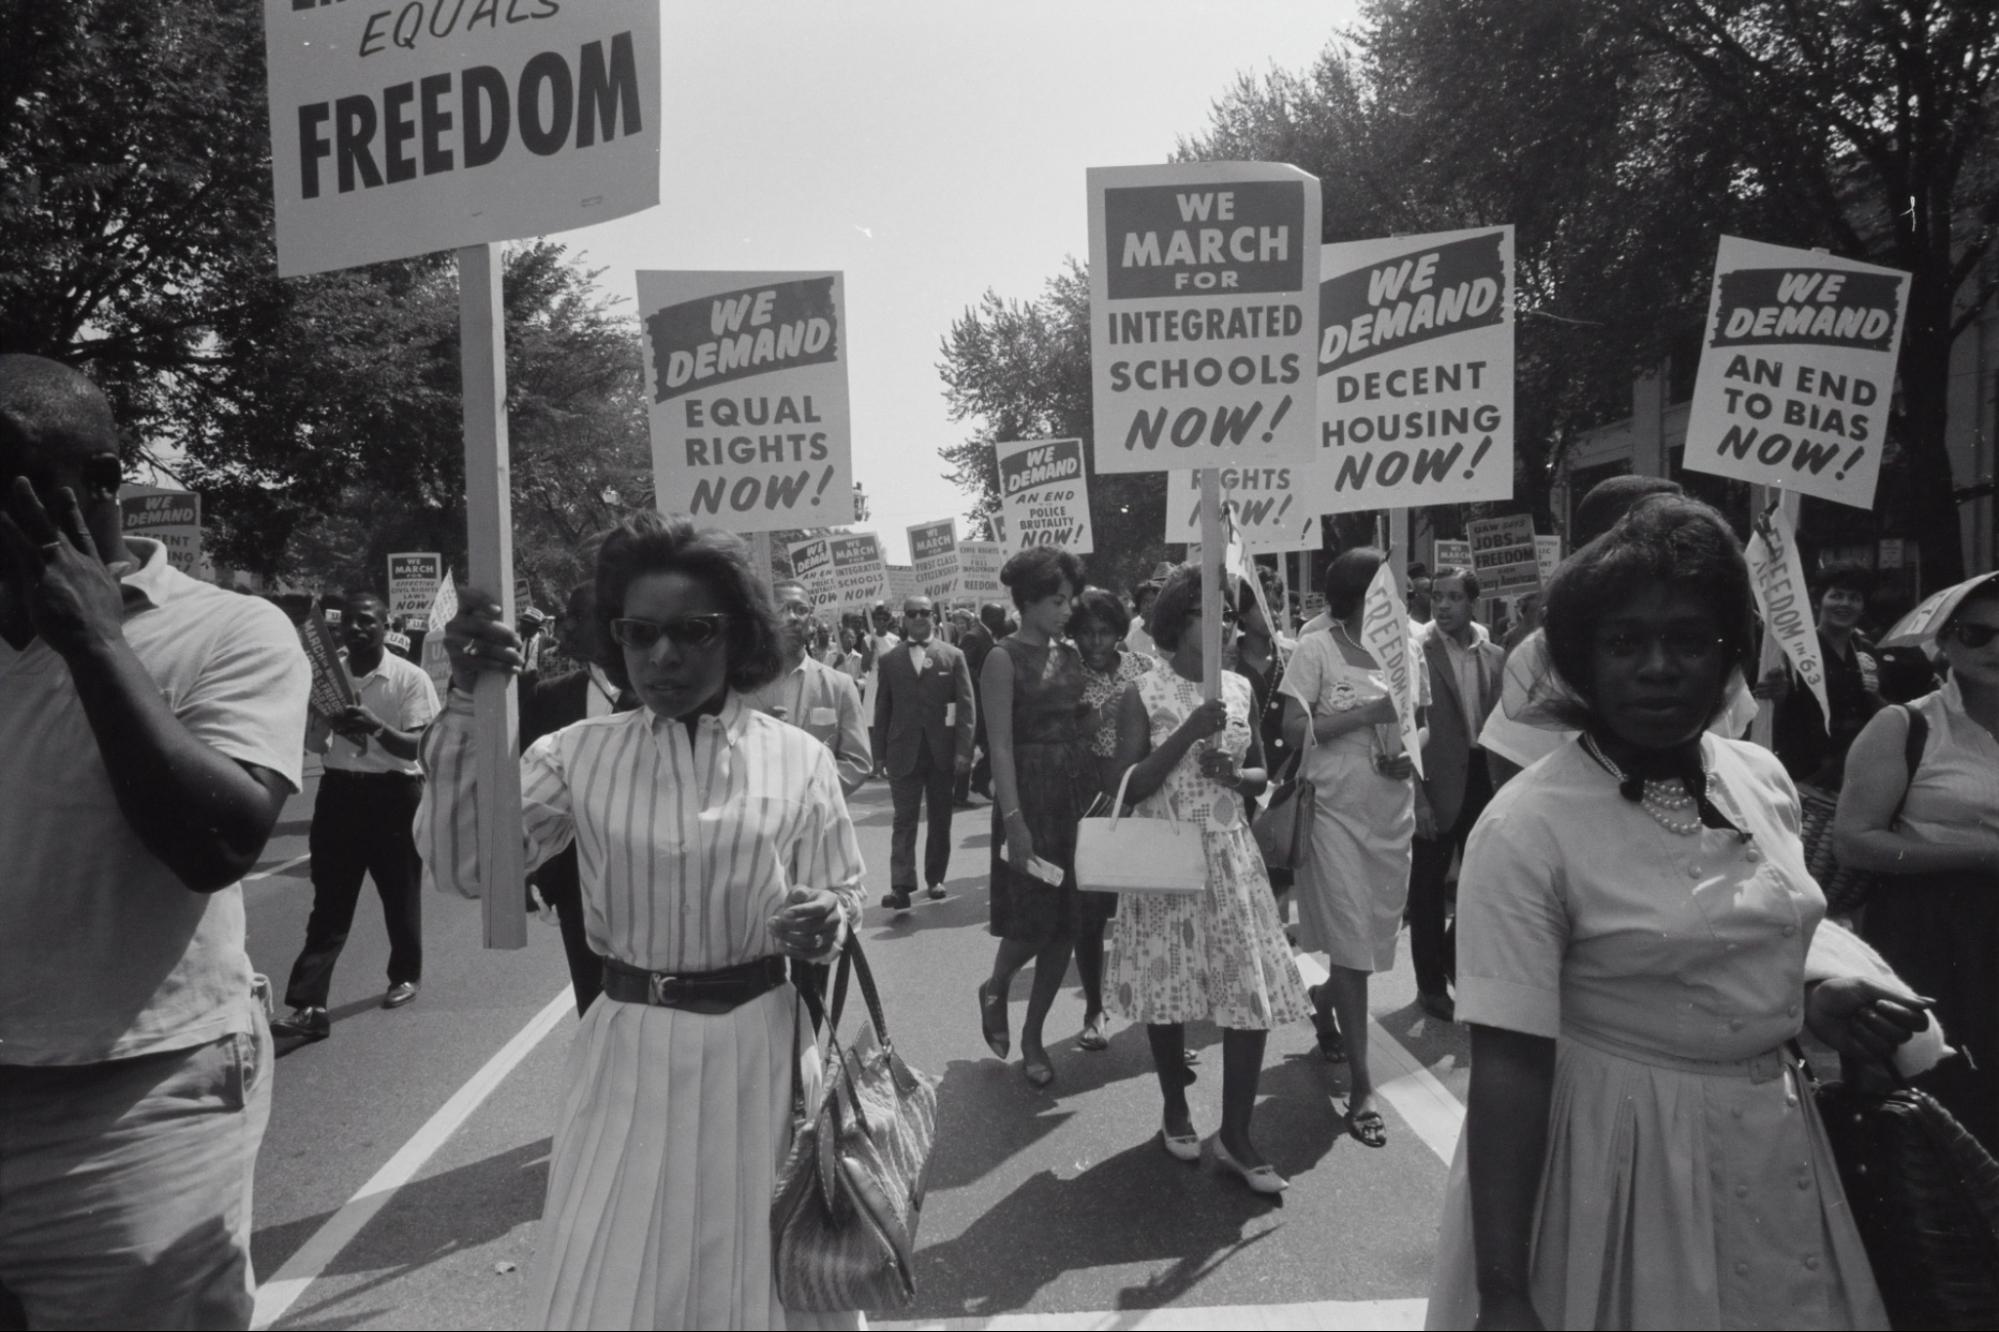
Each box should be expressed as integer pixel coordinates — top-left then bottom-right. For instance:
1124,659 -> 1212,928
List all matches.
564,1 -> 1358,561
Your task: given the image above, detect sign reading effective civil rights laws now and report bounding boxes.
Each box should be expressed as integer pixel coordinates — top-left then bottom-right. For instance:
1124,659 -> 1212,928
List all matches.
996,438 -> 1094,554
638,271 -> 853,535
1316,227 -> 1515,513
386,551 -> 444,622
1684,237 -> 1910,510
908,519 -> 961,600
264,0 -> 661,276
1163,466 -> 1318,552
1088,162 -> 1320,474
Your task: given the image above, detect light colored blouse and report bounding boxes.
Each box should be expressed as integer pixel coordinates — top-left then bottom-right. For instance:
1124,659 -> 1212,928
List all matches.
1279,627 -> 1429,756
417,690 -> 865,972
1901,677 -> 1999,850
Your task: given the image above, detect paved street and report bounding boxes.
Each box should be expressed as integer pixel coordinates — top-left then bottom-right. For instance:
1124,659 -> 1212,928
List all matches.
245,760 -> 1469,1330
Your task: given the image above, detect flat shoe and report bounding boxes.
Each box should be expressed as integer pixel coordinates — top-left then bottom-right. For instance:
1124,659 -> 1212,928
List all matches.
1160,1123 -> 1201,1162
1076,1016 -> 1109,1052
977,981 -> 1009,1059
1022,1054 -> 1055,1088
926,884 -> 948,901
382,981 -> 419,1009
881,890 -> 913,912
1345,1102 -> 1388,1149
1213,1138 -> 1288,1194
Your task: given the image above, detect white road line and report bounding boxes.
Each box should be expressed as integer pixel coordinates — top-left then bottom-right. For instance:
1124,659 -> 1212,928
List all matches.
874,1297 -> 1428,1330
250,988 -> 574,1331
1294,954 -> 1465,1166
245,852 -> 311,882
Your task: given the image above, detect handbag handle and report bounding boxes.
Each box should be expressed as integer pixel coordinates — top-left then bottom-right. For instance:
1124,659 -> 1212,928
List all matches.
796,935 -> 893,1053
1108,764 -> 1140,829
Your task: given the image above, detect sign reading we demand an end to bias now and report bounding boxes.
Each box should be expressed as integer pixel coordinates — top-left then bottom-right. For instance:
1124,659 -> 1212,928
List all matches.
264,0 -> 661,276
1317,227 -> 1514,512
996,438 -> 1093,554
1685,237 -> 1910,509
639,271 -> 854,536
1088,163 -> 1320,475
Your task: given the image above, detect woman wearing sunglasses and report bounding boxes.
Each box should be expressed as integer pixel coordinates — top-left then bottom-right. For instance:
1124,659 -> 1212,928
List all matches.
417,512 -> 865,1330
1837,573 -> 1999,1154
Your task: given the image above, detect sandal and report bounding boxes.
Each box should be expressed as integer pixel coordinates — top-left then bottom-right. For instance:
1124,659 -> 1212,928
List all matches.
978,981 -> 1009,1059
1076,1014 -> 1109,1052
1344,1102 -> 1388,1149
1307,985 -> 1347,1063
1022,1051 -> 1055,1088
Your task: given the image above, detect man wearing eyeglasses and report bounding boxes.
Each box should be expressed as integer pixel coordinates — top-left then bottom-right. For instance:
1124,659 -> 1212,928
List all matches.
872,594 -> 976,910
743,578 -> 873,795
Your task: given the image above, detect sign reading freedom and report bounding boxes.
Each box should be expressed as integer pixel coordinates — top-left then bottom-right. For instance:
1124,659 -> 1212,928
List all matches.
264,0 -> 661,276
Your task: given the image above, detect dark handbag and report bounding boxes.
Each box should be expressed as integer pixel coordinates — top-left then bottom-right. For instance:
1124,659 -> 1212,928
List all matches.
1795,705 -> 1926,918
772,938 -> 938,1314
1808,1062 -> 1999,1329
1251,747 -> 1314,873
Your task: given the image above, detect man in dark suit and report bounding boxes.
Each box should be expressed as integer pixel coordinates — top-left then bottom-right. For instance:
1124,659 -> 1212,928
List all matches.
1411,566 -> 1505,1022
953,601 -> 1001,804
874,594 -> 976,911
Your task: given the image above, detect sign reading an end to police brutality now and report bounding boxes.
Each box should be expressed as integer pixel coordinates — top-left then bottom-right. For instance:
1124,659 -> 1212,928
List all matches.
1685,237 -> 1910,510
1088,162 -> 1320,475
908,519 -> 961,600
638,271 -> 854,535
264,1 -> 661,277
996,438 -> 1094,554
1316,227 -> 1514,513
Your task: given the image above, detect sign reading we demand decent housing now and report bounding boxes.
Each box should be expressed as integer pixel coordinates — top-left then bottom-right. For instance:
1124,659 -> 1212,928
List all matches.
639,272 -> 854,536
1088,163 -> 1320,476
264,1 -> 661,276
1684,237 -> 1910,509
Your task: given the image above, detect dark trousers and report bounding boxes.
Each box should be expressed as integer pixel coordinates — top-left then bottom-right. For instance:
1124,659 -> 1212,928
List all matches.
1409,754 -> 1493,998
285,771 -> 424,1009
533,849 -> 604,1016
889,745 -> 957,889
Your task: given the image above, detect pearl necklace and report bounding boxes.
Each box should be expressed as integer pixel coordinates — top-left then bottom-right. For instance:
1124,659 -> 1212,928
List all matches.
1581,735 -> 1707,836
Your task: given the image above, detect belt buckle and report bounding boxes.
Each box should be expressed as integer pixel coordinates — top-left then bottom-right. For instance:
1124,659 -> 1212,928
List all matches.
647,973 -> 682,1006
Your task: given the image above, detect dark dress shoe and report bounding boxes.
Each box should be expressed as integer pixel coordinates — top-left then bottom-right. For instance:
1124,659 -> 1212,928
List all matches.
382,981 -> 420,1009
881,890 -> 914,912
926,884 -> 948,901
1417,990 -> 1456,1023
273,1006 -> 330,1040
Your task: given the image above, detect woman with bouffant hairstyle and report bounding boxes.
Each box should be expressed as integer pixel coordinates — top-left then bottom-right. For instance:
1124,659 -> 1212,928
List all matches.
590,511 -> 786,696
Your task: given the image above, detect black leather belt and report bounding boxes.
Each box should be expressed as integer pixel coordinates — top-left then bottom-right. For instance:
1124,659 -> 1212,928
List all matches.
600,955 -> 790,1014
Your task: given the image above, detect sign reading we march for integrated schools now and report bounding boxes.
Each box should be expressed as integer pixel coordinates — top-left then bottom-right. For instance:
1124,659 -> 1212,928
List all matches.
1317,227 -> 1514,513
1089,162 -> 1320,475
996,438 -> 1093,554
639,271 -> 854,536
1684,237 -> 1909,510
788,532 -> 885,617
264,1 -> 661,277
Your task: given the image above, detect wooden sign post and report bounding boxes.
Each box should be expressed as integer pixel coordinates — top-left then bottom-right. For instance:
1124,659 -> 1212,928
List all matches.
1199,469 -> 1224,702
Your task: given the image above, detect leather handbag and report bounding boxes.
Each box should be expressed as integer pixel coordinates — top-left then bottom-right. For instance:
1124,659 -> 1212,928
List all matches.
1251,747 -> 1314,874
1074,765 -> 1207,896
773,940 -> 938,1314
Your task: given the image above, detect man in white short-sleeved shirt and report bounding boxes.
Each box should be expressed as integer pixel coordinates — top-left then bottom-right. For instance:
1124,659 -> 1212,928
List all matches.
0,354 -> 309,1328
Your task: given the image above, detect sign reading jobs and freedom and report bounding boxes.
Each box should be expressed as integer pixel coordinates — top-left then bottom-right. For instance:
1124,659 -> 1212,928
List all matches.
908,520 -> 960,600
1467,514 -> 1541,596
1684,237 -> 1910,509
264,1 -> 661,277
1317,227 -> 1515,513
638,271 -> 854,536
996,438 -> 1094,554
1088,162 -> 1321,475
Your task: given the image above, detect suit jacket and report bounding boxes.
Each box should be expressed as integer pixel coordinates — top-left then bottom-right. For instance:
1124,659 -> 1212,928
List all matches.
743,656 -> 874,795
959,623 -> 995,741
872,638 -> 976,779
1417,626 -> 1506,831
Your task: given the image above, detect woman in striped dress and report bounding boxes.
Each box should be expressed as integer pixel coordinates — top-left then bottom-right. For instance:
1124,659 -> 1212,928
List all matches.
419,513 -> 866,1330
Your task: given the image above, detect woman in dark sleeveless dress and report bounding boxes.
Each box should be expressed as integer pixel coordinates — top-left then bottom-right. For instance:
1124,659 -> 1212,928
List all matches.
977,546 -> 1093,1087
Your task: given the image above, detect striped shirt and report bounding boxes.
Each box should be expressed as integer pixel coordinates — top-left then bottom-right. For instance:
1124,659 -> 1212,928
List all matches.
417,691 -> 865,972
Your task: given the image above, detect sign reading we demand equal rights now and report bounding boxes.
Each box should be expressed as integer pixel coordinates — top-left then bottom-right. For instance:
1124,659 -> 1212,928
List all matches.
1088,163 -> 1320,475
1317,226 -> 1515,512
1684,237 -> 1910,509
264,1 -> 661,276
996,438 -> 1094,554
639,272 -> 854,536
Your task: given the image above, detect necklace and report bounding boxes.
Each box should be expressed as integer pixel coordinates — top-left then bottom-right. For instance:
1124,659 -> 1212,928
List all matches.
1580,734 -> 1708,836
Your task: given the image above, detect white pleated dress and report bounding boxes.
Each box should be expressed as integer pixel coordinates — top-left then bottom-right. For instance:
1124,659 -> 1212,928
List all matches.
419,691 -> 866,1330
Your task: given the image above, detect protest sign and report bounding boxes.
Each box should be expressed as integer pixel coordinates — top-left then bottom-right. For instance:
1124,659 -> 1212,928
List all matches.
118,487 -> 202,575
1163,466 -> 1318,551
419,570 -> 459,697
1745,506 -> 1829,732
1316,227 -> 1515,512
637,271 -> 853,535
825,533 -> 887,617
1684,237 -> 1910,509
1088,162 -> 1320,474
957,540 -> 1005,601
786,535 -> 836,609
299,611 -> 357,719
1467,515 -> 1540,595
996,438 -> 1094,553
387,552 -> 445,622
885,564 -> 920,606
1432,537 -> 1472,570
909,519 -> 961,600
1534,534 -> 1562,584
264,1 -> 661,277
1360,564 -> 1424,777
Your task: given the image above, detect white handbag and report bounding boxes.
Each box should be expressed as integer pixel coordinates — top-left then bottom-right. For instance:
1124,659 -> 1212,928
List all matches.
1073,765 -> 1207,896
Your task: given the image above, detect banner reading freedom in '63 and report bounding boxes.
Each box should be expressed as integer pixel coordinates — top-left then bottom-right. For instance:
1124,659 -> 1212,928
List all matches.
1088,162 -> 1320,474
996,438 -> 1094,554
908,519 -> 961,600
1684,237 -> 1909,509
638,271 -> 853,535
1317,227 -> 1514,513
264,1 -> 661,276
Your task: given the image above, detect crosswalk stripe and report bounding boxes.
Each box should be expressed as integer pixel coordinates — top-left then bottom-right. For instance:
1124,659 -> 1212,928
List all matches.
874,1296 -> 1428,1329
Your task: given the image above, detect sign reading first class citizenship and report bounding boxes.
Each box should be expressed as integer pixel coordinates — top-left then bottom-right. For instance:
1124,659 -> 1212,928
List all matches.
264,0 -> 662,277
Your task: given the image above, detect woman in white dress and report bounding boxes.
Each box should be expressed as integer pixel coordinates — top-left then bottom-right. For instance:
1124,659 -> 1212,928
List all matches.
1429,495 -> 1930,1331
1279,546 -> 1424,1149
420,513 -> 865,1330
